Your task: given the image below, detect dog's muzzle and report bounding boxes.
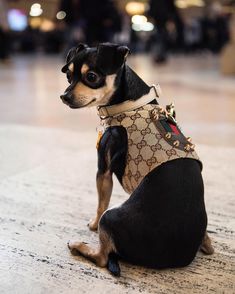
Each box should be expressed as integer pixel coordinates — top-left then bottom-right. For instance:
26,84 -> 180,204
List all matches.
60,92 -> 73,103
60,92 -> 79,108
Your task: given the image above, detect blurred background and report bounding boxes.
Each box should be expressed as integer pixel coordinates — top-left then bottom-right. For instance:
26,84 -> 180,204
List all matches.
0,0 -> 235,146
0,0 -> 234,62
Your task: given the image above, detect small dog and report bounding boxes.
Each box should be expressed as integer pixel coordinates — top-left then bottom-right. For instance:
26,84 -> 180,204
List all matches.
60,43 -> 214,276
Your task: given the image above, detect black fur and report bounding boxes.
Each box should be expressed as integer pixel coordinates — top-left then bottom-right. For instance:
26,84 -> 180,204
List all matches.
96,43 -> 130,75
100,159 -> 206,268
61,43 -> 208,273
107,252 -> 121,277
108,65 -> 151,105
97,126 -> 127,185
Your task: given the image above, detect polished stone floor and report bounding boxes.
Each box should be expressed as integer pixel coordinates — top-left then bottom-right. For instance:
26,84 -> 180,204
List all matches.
0,54 -> 234,293
1,53 -> 235,146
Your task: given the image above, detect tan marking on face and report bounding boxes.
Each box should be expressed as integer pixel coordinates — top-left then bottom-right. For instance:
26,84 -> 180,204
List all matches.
81,64 -> 89,74
73,74 -> 116,107
68,63 -> 74,72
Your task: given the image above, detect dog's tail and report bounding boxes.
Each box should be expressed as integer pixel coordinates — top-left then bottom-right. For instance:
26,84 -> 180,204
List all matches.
107,252 -> 121,277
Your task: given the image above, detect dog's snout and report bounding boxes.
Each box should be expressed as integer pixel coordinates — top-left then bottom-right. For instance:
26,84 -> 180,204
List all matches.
60,92 -> 73,102
60,91 -> 79,108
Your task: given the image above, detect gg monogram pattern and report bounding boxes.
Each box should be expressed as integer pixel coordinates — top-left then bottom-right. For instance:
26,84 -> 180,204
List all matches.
103,104 -> 201,195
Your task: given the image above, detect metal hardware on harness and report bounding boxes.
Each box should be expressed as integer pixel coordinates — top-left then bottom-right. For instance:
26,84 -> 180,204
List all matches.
152,84 -> 162,97
166,103 -> 175,118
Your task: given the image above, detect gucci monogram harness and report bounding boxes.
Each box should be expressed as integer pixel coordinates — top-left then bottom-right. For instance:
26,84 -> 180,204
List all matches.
98,87 -> 201,195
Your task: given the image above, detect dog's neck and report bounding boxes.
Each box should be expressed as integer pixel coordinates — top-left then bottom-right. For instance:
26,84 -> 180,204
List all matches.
107,64 -> 151,106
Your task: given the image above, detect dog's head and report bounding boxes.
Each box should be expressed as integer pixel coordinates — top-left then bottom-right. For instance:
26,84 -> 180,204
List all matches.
60,43 -> 130,109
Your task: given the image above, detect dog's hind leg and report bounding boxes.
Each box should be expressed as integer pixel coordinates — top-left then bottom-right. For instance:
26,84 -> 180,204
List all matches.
200,232 -> 214,255
68,226 -> 115,268
88,170 -> 113,231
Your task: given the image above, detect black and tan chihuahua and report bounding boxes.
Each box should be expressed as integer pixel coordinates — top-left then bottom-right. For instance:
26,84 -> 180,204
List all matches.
60,43 -> 214,277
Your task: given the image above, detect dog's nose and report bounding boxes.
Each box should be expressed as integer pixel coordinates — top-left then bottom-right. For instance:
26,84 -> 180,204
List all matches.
60,93 -> 66,100
60,92 -> 73,102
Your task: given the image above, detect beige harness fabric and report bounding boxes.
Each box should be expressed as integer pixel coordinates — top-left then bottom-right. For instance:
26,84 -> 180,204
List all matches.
102,104 -> 201,195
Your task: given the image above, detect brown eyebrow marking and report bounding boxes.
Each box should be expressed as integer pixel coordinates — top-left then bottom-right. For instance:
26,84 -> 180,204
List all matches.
68,63 -> 74,72
81,64 -> 89,74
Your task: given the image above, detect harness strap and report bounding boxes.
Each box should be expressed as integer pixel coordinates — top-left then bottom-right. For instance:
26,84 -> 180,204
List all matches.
97,84 -> 162,118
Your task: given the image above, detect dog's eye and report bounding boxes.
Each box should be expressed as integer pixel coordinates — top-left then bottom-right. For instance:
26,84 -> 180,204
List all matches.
85,71 -> 99,83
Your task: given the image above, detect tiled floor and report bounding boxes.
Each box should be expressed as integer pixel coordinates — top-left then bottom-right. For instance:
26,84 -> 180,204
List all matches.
0,54 -> 235,293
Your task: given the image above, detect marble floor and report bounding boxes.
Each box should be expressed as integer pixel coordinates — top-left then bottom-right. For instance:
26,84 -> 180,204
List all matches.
0,54 -> 235,293
1,53 -> 235,146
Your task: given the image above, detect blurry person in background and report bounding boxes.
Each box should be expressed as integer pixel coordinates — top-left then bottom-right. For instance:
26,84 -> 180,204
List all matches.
59,0 -> 86,52
220,14 -> 235,75
149,0 -> 184,64
113,11 -> 131,46
184,17 -> 202,53
0,0 -> 10,62
81,0 -> 121,45
59,0 -> 121,48
201,2 -> 229,53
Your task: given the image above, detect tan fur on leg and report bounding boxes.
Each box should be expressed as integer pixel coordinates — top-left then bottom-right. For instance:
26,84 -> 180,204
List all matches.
68,228 -> 115,267
200,232 -> 214,255
89,170 -> 113,231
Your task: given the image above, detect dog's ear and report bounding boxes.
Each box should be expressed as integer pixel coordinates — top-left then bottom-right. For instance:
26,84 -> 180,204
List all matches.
96,43 -> 130,75
61,43 -> 88,73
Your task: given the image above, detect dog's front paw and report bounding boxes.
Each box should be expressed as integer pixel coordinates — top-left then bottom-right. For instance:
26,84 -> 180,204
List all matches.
88,219 -> 98,231
68,240 -> 87,256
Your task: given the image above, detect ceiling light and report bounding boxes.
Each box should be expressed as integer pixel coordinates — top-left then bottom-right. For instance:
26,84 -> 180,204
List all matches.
29,17 -> 42,28
175,0 -> 188,9
40,19 -> 55,32
188,0 -> 205,7
175,0 -> 205,8
56,11 -> 66,20
31,3 -> 41,10
30,3 -> 43,17
126,2 -> 146,15
132,22 -> 154,32
131,15 -> 147,25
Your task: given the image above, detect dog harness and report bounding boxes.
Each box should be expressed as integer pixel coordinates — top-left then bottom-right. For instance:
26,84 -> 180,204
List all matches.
97,86 -> 202,195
